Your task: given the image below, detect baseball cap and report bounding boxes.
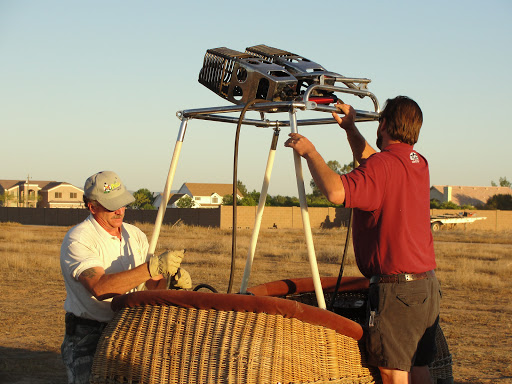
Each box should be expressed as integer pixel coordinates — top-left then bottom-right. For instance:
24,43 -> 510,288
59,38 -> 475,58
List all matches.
84,171 -> 135,211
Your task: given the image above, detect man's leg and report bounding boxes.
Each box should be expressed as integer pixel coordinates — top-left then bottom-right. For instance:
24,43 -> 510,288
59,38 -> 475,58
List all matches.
378,367 -> 409,384
411,365 -> 434,384
61,315 -> 104,384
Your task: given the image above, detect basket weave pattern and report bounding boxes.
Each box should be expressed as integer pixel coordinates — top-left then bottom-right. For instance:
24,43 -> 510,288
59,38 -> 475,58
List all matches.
91,304 -> 379,384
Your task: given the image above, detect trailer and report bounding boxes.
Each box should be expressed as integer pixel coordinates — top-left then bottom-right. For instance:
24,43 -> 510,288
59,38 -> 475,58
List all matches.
430,212 -> 487,231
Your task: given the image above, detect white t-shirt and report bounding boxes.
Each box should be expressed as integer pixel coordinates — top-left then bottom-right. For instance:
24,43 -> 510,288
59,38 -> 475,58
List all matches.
60,214 -> 149,322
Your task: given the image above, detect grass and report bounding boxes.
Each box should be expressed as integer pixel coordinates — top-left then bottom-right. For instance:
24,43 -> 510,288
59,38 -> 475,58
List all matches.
0,222 -> 511,383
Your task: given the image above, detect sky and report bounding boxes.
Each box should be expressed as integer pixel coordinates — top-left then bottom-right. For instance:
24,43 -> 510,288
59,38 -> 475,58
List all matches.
1,1 -> 511,197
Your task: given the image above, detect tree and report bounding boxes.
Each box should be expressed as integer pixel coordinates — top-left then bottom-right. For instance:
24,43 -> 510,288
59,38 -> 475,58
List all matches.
439,201 -> 461,210
176,195 -> 196,208
268,195 -> 299,207
0,191 -> 15,207
499,177 -> 511,188
222,194 -> 234,206
237,180 -> 247,196
491,177 -> 511,188
484,194 -> 512,210
129,188 -> 156,210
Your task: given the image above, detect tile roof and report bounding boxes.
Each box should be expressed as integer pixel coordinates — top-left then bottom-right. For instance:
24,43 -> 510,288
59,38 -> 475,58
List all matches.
0,179 -> 82,192
181,183 -> 243,197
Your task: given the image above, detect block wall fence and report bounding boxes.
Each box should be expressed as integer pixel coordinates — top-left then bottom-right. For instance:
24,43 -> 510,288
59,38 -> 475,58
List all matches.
0,207 -> 509,231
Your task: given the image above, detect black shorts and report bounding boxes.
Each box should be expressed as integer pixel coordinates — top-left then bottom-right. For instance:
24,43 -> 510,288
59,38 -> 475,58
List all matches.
365,275 -> 441,372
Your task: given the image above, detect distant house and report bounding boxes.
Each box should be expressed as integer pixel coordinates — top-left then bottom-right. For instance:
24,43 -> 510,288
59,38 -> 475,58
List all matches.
0,179 -> 84,208
430,185 -> 512,207
154,183 -> 243,208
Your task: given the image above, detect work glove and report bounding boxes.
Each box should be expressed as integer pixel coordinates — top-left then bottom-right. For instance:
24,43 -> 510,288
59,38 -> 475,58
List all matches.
149,249 -> 185,278
168,268 -> 192,290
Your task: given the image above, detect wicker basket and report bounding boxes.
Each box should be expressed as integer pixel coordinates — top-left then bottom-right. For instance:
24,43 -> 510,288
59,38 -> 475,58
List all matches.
91,290 -> 380,384
248,277 -> 454,384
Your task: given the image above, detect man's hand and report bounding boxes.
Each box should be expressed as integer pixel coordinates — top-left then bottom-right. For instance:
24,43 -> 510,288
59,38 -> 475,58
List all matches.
149,249 -> 185,278
332,101 -> 356,131
284,133 -> 317,159
168,268 -> 192,290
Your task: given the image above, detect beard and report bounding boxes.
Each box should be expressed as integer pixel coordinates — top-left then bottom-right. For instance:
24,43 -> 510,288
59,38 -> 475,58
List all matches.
376,134 -> 383,150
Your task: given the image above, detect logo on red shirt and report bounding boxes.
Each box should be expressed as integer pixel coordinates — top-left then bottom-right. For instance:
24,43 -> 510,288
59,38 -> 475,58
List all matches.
410,152 -> 420,164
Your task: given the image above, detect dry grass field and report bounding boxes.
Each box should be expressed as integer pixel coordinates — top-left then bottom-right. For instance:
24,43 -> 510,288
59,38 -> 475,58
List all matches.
0,222 -> 511,384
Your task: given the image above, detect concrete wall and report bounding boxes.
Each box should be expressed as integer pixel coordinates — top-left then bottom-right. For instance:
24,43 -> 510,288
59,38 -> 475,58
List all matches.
1,206 -> 510,231
219,206 -> 352,229
430,209 -> 512,231
0,207 -> 220,227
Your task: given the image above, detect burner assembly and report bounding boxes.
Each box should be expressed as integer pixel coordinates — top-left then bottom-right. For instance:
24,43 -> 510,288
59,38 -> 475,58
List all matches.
198,44 -> 372,106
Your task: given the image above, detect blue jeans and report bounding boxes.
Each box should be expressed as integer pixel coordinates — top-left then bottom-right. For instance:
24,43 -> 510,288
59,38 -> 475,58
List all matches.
61,313 -> 107,384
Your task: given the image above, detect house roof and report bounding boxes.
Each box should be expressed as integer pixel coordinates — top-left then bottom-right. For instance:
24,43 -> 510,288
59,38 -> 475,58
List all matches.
0,179 -> 82,192
168,193 -> 187,205
431,185 -> 512,206
43,182 -> 83,192
181,183 -> 243,197
0,180 -> 22,190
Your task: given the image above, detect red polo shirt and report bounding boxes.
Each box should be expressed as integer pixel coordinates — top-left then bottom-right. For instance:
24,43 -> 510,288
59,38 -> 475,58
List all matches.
341,143 -> 436,278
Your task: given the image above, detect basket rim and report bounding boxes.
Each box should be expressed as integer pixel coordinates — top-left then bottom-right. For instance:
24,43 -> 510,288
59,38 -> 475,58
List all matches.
111,289 -> 363,341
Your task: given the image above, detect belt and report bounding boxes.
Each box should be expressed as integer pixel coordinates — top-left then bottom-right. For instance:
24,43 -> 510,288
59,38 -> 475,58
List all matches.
370,270 -> 435,284
65,313 -> 107,335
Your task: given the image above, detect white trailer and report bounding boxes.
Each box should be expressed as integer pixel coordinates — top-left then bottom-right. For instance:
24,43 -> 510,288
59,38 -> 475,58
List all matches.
430,212 -> 487,231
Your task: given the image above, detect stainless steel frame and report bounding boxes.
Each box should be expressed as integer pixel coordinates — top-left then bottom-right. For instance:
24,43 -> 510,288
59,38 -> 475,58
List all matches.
149,83 -> 381,310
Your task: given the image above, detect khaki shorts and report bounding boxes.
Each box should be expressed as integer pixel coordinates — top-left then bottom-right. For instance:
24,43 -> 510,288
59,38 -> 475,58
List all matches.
365,275 -> 441,372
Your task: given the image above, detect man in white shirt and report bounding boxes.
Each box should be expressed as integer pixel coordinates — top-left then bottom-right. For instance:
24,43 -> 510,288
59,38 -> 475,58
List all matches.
60,171 -> 190,384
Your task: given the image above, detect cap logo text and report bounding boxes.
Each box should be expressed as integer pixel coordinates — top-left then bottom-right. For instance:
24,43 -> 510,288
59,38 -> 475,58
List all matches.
103,181 -> 121,193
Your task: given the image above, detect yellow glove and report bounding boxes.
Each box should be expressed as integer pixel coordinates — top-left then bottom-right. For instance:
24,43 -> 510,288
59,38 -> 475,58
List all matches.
149,249 -> 185,278
168,268 -> 192,290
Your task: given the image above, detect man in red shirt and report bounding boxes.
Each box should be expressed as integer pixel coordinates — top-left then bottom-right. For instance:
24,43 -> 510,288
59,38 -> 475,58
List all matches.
285,96 -> 440,384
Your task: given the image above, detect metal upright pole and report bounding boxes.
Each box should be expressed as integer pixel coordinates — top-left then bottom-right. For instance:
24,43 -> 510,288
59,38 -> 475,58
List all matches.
240,128 -> 280,294
147,118 -> 189,258
289,109 -> 326,310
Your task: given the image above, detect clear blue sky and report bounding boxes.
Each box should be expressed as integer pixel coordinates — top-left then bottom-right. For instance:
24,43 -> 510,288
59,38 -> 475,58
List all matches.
2,1 -> 511,197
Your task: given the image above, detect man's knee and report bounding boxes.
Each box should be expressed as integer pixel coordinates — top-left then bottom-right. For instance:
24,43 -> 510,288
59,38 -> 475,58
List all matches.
378,367 -> 409,384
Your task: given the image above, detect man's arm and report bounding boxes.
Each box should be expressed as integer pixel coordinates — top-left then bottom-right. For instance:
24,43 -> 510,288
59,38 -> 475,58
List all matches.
285,133 -> 345,205
332,102 -> 376,162
78,249 -> 186,299
78,263 -> 154,301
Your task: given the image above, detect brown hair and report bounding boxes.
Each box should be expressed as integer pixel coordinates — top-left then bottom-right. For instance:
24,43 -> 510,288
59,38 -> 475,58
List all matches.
83,196 -> 98,211
380,96 -> 423,145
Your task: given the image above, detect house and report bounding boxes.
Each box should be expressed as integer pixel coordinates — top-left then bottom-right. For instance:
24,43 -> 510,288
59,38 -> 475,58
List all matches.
430,185 -> 512,207
0,178 -> 84,208
154,183 -> 244,208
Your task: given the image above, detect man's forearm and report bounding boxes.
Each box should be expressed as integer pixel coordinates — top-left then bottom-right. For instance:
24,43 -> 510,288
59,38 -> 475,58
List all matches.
305,151 -> 345,205
345,126 -> 376,162
80,263 -> 152,300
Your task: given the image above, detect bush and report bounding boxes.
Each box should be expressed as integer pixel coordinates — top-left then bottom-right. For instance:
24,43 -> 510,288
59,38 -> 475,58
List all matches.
484,194 -> 512,210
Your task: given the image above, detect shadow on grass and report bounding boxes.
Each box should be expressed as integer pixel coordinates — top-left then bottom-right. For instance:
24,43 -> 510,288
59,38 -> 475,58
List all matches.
0,347 -> 66,384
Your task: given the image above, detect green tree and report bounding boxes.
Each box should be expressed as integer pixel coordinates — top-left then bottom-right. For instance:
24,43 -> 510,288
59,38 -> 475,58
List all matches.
491,177 -> 511,188
484,194 -> 512,210
499,177 -> 511,188
222,194 -> 234,206
339,161 -> 355,174
176,195 -> 196,208
0,191 -> 15,207
237,180 -> 247,196
268,195 -> 299,207
130,188 -> 156,210
439,201 -> 460,210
